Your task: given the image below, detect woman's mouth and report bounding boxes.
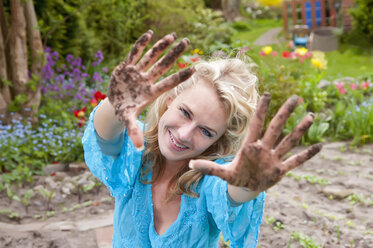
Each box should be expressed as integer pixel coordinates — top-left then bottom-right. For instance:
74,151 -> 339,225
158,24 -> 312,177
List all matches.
168,130 -> 189,151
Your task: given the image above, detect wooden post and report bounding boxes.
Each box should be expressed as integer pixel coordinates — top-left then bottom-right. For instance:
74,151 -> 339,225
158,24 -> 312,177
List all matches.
283,1 -> 289,33
292,0 -> 297,26
311,0 -> 317,29
321,0 -> 326,27
301,0 -> 306,25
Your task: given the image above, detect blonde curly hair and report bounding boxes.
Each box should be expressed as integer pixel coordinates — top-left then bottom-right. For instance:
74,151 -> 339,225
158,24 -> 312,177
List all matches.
141,58 -> 259,199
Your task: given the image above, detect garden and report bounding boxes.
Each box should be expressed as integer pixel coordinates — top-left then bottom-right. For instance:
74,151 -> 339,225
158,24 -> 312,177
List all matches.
0,0 -> 372,247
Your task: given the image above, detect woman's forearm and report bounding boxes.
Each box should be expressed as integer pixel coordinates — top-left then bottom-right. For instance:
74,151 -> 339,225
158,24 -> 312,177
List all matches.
93,98 -> 125,140
228,184 -> 260,203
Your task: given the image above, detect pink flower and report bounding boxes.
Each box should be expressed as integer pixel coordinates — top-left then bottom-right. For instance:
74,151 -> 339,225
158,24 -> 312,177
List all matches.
361,81 -> 370,90
304,52 -> 313,59
271,51 -> 278,56
334,82 -> 347,95
339,88 -> 347,95
258,51 -> 266,56
350,83 -> 359,90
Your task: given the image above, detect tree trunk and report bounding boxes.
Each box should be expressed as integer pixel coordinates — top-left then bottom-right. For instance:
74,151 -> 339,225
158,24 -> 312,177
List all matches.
222,0 -> 240,20
0,0 -> 12,83
0,18 -> 11,118
9,0 -> 28,96
24,0 -> 42,121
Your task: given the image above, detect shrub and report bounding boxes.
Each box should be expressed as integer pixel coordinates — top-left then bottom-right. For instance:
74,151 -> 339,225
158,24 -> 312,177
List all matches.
349,0 -> 373,46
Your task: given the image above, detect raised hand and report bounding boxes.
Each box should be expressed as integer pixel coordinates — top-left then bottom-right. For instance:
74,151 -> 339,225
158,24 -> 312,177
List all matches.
189,93 -> 322,192
108,30 -> 194,149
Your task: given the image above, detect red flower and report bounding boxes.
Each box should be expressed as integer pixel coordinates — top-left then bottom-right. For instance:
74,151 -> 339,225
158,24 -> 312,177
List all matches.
90,98 -> 98,107
190,57 -> 200,62
178,62 -> 188,69
74,107 -> 86,118
78,118 -> 85,127
94,91 -> 106,101
282,51 -> 291,58
51,173 -> 56,176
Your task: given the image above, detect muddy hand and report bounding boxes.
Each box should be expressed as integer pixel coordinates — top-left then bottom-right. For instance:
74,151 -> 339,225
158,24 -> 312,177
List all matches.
108,30 -> 194,149
190,93 -> 322,192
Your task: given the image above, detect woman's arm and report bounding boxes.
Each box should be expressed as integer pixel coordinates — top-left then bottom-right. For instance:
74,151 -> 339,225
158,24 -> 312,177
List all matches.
98,30 -> 193,149
228,184 -> 260,203
93,98 -> 124,140
189,93 -> 322,201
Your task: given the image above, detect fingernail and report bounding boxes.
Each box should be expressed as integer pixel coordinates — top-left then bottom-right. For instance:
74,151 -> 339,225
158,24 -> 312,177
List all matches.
171,32 -> 177,39
147,30 -> 154,35
189,160 -> 195,169
183,38 -> 190,45
263,92 -> 271,97
136,145 -> 145,152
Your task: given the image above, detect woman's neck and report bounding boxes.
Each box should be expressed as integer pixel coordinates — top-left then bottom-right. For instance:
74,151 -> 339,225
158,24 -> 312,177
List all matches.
155,158 -> 188,183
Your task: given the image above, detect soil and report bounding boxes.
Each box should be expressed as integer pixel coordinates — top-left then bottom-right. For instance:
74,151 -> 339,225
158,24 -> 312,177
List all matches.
0,142 -> 372,248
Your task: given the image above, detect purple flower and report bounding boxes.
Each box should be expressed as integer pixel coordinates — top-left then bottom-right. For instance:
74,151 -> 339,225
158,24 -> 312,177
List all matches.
75,93 -> 83,100
72,57 -> 82,67
102,67 -> 108,73
92,50 -> 104,67
91,72 -> 103,83
51,51 -> 59,61
41,86 -> 47,94
66,54 -> 74,64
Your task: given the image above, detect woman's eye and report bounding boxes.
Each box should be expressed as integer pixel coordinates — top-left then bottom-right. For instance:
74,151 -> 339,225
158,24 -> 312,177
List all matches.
179,107 -> 190,118
201,128 -> 212,138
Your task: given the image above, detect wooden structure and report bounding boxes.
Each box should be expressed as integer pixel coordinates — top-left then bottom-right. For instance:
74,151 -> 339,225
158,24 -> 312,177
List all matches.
282,0 -> 354,34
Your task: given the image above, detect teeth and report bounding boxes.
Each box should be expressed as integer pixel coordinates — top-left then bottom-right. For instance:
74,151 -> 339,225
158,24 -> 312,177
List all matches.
170,131 -> 187,149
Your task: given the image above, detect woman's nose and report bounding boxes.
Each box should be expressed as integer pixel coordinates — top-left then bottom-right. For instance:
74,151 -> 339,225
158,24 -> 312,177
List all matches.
178,124 -> 195,142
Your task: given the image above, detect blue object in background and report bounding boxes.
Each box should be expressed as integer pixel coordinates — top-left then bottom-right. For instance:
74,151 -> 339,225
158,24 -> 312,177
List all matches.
305,1 -> 322,29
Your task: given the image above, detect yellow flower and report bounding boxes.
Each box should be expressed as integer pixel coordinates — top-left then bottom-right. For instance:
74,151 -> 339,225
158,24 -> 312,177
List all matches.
262,46 -> 273,55
311,51 -> 327,69
257,0 -> 283,7
295,47 -> 308,56
198,50 -> 203,55
191,48 -> 200,55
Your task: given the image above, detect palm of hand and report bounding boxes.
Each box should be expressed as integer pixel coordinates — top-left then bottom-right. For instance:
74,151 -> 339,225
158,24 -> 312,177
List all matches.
190,93 -> 322,192
107,31 -> 193,148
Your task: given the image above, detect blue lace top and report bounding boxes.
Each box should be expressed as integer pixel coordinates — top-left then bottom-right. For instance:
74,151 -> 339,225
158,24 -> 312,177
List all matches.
82,106 -> 265,248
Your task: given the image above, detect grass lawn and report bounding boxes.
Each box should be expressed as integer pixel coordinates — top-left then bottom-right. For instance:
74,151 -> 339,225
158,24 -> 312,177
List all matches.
324,47 -> 373,79
233,19 -> 282,43
234,20 -> 372,79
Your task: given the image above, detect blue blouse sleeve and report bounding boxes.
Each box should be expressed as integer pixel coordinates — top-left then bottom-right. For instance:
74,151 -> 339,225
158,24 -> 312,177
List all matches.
201,159 -> 265,248
81,104 -> 144,198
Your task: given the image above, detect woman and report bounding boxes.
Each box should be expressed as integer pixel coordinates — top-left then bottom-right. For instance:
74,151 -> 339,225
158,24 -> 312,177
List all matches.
82,30 -> 321,247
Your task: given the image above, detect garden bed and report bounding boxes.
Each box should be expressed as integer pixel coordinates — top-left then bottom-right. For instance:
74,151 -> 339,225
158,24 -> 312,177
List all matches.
0,142 -> 372,247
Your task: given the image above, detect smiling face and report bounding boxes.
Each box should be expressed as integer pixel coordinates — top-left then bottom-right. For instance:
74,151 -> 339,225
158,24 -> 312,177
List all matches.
158,81 -> 227,167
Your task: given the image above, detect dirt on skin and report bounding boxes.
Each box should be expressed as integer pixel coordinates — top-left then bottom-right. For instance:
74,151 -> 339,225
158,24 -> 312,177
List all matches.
0,142 -> 372,248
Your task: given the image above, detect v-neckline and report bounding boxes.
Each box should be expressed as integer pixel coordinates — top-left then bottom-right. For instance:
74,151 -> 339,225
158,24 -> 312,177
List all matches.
148,170 -> 184,237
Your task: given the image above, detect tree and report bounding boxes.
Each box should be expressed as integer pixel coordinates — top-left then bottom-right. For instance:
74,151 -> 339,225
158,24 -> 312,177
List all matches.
222,0 -> 240,20
0,0 -> 43,122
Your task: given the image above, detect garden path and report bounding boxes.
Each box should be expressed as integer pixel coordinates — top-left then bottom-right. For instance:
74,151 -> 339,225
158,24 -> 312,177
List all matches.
253,27 -> 286,46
